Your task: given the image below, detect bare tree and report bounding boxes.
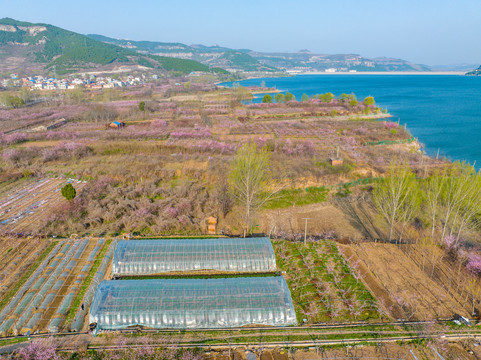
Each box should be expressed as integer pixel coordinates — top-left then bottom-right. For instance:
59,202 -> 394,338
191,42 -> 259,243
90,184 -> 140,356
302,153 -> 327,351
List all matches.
373,162 -> 416,242
440,163 -> 480,242
397,178 -> 421,243
451,173 -> 481,243
424,169 -> 446,237
467,278 -> 481,316
215,181 -> 234,218
229,143 -> 281,234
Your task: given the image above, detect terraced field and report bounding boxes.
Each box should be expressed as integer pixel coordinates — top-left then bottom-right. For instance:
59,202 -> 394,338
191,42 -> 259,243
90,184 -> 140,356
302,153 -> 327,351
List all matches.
0,178 -> 86,235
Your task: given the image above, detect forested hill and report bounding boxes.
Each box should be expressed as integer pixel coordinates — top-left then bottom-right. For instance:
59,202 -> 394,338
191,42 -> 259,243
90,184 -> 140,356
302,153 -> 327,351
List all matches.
0,18 -> 212,75
466,65 -> 481,76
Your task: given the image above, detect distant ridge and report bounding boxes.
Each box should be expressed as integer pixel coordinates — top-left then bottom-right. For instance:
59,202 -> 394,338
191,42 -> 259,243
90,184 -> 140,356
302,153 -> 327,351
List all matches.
87,34 -> 277,72
89,34 -> 432,73
466,65 -> 481,76
0,18 -> 215,75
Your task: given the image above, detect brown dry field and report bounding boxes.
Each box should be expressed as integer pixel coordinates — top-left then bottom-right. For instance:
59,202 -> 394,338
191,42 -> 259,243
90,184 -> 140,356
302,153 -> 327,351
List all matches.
257,192 -> 384,241
258,202 -> 360,239
342,242 -> 471,320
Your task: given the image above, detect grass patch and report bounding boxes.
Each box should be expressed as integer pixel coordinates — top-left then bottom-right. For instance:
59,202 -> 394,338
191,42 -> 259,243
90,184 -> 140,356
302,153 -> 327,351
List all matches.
0,241 -> 58,312
63,239 -> 112,325
265,186 -> 329,210
0,337 -> 29,347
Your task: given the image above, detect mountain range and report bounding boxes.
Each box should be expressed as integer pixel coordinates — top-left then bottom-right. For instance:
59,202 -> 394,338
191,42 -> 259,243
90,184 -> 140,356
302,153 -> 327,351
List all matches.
88,34 -> 433,73
0,17 -> 437,76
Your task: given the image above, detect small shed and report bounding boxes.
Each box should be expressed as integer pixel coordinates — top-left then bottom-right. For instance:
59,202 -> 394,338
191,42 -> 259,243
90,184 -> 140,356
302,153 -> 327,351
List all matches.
329,157 -> 344,166
329,146 -> 343,166
109,121 -> 125,129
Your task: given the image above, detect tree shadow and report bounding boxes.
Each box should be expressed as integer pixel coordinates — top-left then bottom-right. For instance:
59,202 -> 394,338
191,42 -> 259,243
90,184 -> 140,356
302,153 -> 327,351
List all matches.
334,196 -> 386,241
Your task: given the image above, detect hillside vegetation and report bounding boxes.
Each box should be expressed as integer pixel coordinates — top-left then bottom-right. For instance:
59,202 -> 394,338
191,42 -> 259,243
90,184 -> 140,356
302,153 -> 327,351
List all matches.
88,34 -> 278,72
0,18 -> 212,75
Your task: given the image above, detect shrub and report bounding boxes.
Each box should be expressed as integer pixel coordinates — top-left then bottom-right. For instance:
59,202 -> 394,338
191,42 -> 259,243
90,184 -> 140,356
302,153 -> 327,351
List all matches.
384,121 -> 399,129
262,94 -> 273,103
0,132 -> 27,145
466,253 -> 481,276
61,183 -> 77,201
2,147 -> 38,166
363,96 -> 375,106
17,337 -> 59,360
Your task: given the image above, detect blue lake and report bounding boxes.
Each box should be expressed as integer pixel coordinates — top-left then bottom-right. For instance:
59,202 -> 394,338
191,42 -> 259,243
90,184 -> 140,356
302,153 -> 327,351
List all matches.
223,75 -> 481,165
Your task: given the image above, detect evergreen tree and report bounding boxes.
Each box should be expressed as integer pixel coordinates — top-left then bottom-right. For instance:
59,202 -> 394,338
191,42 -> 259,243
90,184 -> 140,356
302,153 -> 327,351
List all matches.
61,183 -> 76,201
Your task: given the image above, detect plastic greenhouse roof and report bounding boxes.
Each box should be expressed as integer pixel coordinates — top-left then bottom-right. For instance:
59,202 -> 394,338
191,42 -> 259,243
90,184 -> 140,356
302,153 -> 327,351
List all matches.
89,277 -> 297,330
112,237 -> 277,276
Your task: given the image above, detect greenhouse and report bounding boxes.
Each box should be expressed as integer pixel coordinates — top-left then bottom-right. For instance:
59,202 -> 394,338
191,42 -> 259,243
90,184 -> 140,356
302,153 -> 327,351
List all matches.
112,237 -> 277,276
89,277 -> 297,330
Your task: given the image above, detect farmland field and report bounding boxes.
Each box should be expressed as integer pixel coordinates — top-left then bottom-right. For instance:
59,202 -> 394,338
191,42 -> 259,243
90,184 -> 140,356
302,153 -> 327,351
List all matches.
0,238 -> 111,336
0,178 -> 86,235
272,239 -> 380,324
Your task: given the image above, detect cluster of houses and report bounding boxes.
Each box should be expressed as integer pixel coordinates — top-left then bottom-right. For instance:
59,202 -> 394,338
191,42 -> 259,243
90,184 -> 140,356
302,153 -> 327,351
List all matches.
1,73 -> 154,91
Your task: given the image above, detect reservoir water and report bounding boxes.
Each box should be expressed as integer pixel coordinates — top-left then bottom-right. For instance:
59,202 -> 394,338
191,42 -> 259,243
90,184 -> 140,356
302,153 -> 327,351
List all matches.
224,75 -> 481,165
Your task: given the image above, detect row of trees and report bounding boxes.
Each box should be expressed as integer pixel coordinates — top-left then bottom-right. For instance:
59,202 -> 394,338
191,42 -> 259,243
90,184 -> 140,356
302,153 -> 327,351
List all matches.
374,161 -> 481,244
373,161 -> 481,316
262,92 -> 295,103
261,91 -> 375,106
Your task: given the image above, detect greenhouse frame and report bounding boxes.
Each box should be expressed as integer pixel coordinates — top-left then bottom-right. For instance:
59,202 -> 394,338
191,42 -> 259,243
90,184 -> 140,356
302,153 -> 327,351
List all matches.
112,237 -> 277,276
89,277 -> 297,330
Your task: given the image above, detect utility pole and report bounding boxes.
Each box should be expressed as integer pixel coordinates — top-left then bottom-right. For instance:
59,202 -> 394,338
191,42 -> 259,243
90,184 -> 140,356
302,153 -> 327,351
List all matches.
53,65 -> 60,97
302,218 -> 310,245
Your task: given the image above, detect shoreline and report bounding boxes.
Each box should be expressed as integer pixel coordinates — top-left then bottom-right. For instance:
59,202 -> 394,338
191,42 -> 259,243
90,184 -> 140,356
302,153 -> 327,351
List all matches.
294,71 -> 465,76
218,71 -> 467,86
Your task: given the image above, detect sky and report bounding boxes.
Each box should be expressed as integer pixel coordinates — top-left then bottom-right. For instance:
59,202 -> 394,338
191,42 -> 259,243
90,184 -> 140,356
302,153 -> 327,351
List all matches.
1,0 -> 480,66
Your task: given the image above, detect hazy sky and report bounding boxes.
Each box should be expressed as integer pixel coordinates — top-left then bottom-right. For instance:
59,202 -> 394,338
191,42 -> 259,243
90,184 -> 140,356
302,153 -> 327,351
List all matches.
2,0 -> 480,65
